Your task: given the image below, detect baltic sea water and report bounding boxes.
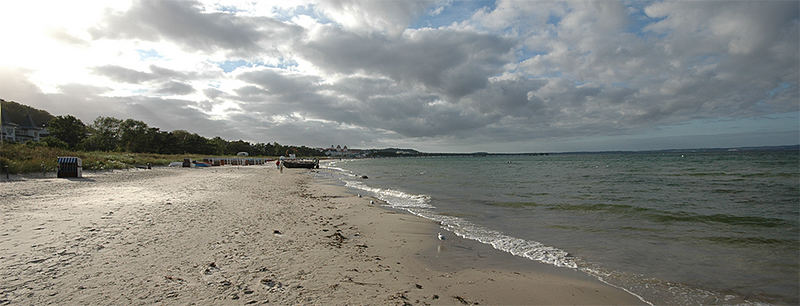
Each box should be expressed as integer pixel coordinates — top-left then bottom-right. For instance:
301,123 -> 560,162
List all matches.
321,151 -> 799,304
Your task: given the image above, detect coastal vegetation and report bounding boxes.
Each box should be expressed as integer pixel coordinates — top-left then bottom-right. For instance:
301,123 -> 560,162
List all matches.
0,142 -> 183,173
44,114 -> 323,157
1,99 -> 324,174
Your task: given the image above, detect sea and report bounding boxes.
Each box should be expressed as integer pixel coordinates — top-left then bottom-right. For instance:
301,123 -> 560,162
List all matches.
318,150 -> 799,305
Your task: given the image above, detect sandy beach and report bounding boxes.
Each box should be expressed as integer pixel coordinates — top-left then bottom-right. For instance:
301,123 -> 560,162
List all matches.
0,166 -> 642,305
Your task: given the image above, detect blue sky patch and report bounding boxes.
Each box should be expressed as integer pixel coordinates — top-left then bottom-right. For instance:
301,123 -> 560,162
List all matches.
411,0 -> 495,29
546,14 -> 561,26
136,49 -> 162,60
652,111 -> 800,138
215,5 -> 242,13
623,0 -> 665,37
217,58 -> 298,73
516,46 -> 548,62
217,60 -> 262,73
272,4 -> 333,25
767,82 -> 792,98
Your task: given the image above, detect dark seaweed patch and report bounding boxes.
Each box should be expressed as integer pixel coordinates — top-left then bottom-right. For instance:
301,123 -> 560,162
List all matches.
699,236 -> 797,247
488,201 -> 543,208
522,202 -> 792,228
647,212 -> 790,227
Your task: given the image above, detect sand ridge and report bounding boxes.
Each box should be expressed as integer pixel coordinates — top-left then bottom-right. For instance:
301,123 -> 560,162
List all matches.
0,166 -> 642,305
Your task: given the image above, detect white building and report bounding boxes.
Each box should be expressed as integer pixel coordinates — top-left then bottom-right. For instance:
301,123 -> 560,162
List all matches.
322,145 -> 368,158
1,113 -> 44,143
1,119 -> 17,142
324,145 -> 349,157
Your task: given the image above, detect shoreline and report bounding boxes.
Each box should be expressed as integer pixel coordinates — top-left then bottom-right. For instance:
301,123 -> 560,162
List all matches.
0,166 -> 642,304
311,169 -> 645,305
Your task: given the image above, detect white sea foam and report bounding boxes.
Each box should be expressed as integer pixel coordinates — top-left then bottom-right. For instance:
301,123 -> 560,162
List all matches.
343,180 -> 433,209
322,165 -> 358,177
580,267 -> 653,305
325,167 -> 578,269
413,211 -> 578,269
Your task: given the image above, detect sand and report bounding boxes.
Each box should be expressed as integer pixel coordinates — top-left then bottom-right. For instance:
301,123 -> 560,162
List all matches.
0,166 -> 643,305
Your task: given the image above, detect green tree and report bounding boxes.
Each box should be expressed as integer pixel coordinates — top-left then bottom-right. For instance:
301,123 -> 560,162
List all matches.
272,142 -> 284,156
188,133 -> 213,154
48,115 -> 86,149
82,116 -> 122,151
263,142 -> 275,156
170,130 -> 212,154
252,142 -> 268,156
208,137 -> 228,155
148,129 -> 172,154
228,140 -> 251,155
119,119 -> 150,152
170,130 -> 193,154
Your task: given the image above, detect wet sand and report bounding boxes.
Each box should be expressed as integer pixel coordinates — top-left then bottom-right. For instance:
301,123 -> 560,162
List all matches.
0,166 -> 642,304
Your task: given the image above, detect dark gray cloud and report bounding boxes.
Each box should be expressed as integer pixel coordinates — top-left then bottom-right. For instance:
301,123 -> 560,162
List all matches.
48,29 -> 89,46
92,65 -> 158,83
295,27 -> 515,98
156,81 -> 195,95
149,65 -> 192,80
239,69 -> 322,97
203,88 -> 226,100
463,77 -> 547,118
235,68 -> 532,138
91,0 -> 302,55
232,85 -> 270,102
223,110 -> 396,147
120,96 -> 243,138
92,64 -> 216,89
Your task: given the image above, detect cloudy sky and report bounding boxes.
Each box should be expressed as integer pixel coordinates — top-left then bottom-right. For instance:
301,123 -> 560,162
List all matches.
0,0 -> 797,152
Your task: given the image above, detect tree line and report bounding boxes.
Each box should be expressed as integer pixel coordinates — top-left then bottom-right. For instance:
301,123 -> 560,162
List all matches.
0,99 -> 54,127
44,115 -> 325,157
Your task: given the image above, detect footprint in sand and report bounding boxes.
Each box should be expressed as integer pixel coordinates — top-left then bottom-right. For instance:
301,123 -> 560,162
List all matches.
204,262 -> 220,275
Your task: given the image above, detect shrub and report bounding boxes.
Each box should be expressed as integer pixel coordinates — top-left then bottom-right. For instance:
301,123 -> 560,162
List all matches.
40,136 -> 69,149
0,143 -> 262,174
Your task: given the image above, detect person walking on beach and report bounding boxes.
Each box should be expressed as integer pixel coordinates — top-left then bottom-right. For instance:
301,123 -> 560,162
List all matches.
275,160 -> 280,169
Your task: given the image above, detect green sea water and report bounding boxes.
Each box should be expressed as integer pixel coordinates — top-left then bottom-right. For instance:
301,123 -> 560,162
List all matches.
324,150 -> 799,304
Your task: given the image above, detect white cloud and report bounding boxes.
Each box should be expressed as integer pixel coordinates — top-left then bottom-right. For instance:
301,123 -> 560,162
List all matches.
314,0 -> 436,35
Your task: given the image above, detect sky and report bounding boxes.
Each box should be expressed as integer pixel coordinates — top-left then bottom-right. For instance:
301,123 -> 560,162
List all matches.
0,0 -> 797,153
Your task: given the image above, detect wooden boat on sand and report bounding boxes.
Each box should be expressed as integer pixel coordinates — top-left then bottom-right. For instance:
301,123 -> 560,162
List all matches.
282,159 -> 319,169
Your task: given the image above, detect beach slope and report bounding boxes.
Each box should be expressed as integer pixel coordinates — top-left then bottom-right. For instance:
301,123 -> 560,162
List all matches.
0,167 -> 642,304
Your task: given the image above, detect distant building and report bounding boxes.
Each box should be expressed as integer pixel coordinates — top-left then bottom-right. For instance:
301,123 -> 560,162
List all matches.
15,114 -> 44,142
1,111 -> 18,142
1,112 -> 44,143
322,145 -> 368,158
324,145 -> 348,157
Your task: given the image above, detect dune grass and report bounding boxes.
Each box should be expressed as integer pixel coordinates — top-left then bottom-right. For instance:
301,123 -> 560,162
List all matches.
0,143 -> 275,174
